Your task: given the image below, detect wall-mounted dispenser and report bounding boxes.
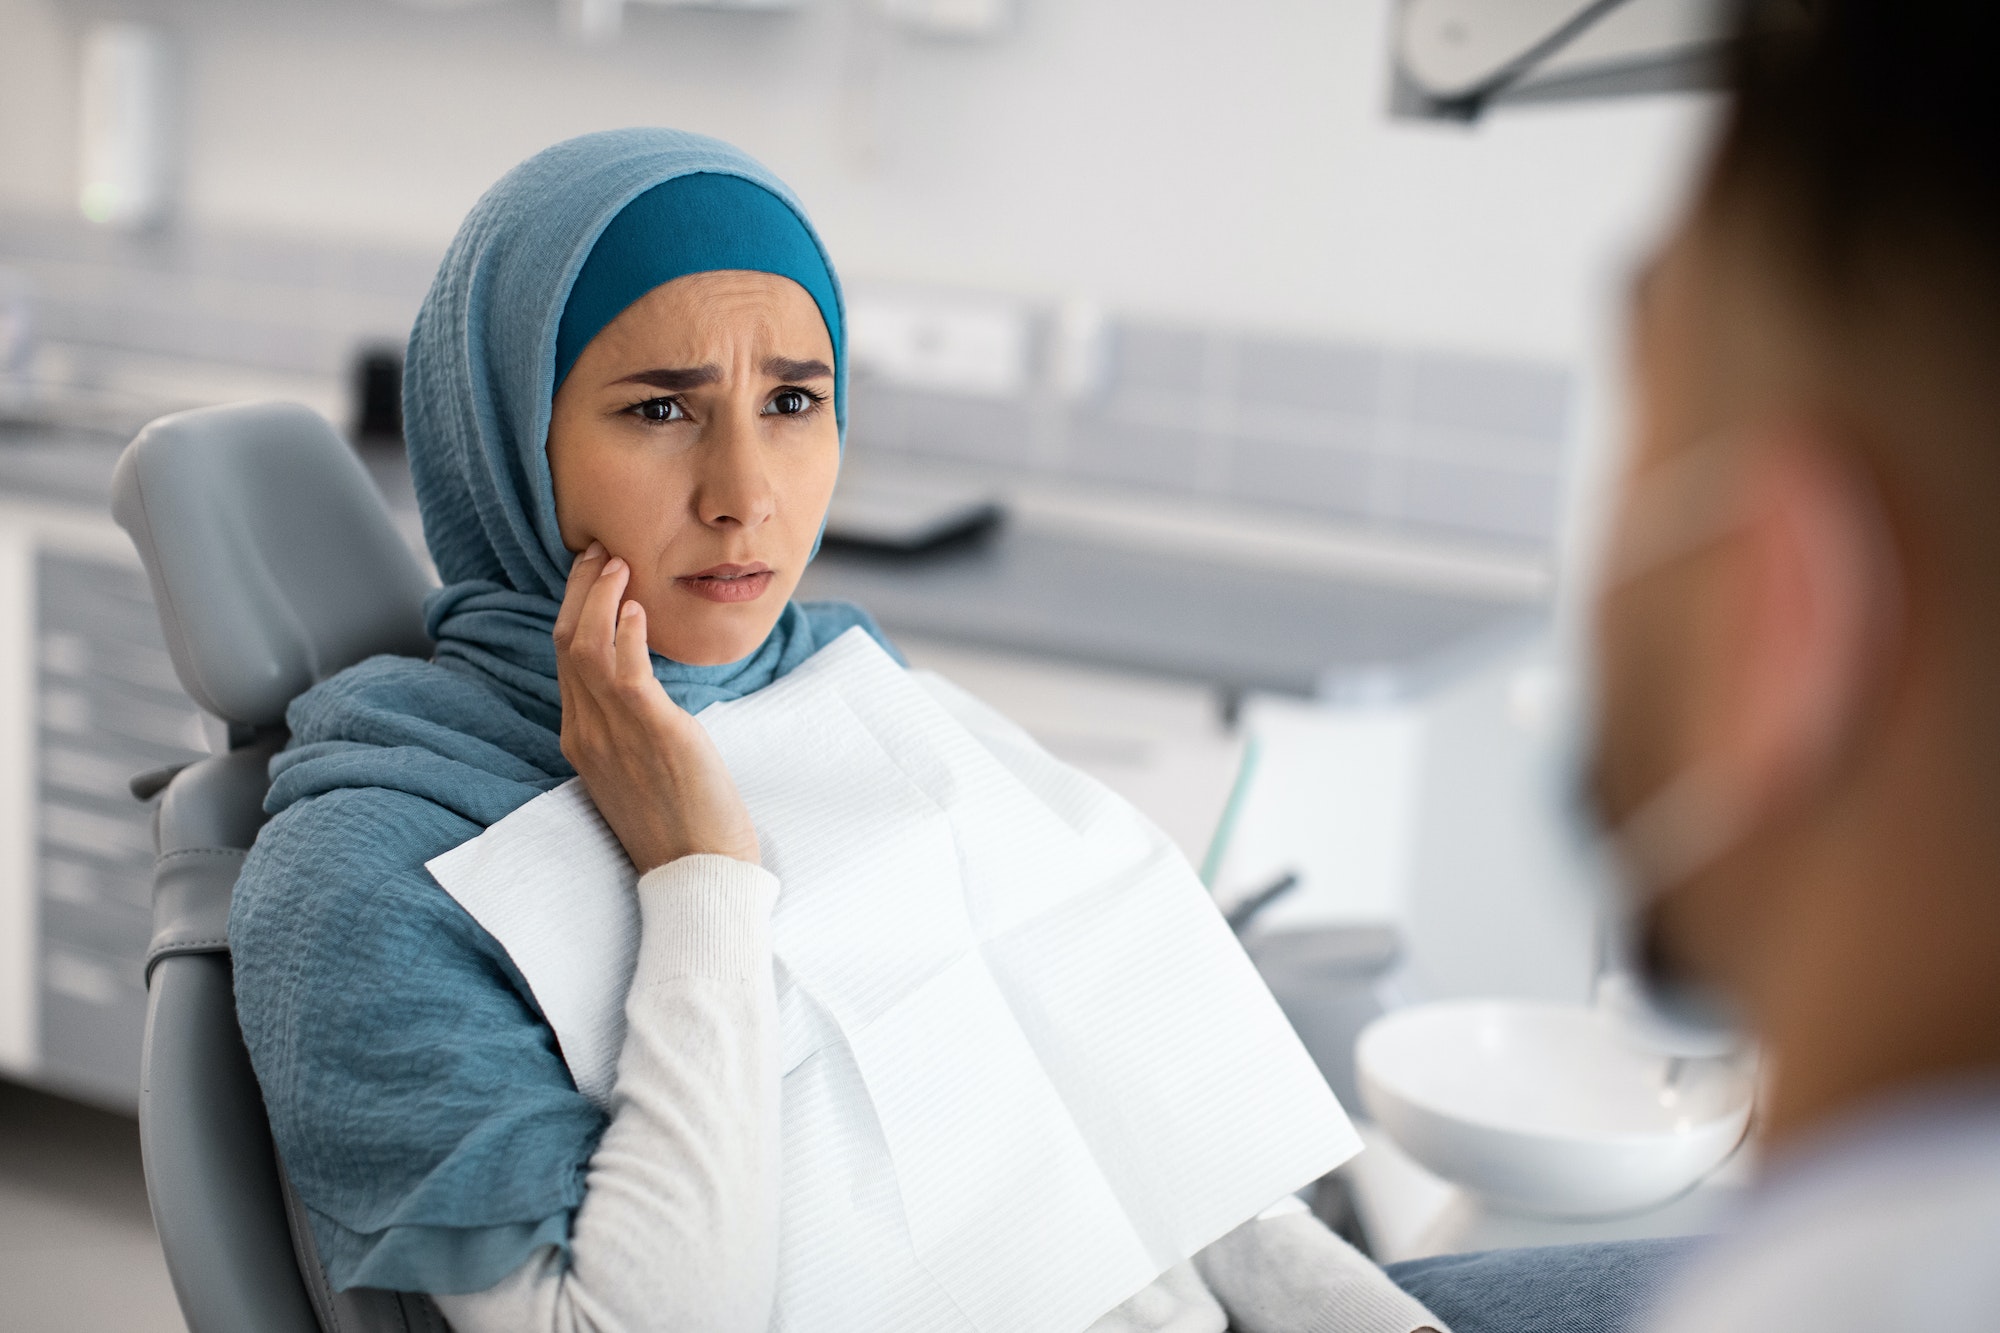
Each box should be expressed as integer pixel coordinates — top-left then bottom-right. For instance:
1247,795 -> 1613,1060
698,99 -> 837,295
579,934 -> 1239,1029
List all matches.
877,0 -> 1012,38
77,22 -> 178,230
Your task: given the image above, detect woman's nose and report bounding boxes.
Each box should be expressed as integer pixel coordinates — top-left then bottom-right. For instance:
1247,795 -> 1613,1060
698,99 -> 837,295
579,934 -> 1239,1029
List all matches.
694,407 -> 777,529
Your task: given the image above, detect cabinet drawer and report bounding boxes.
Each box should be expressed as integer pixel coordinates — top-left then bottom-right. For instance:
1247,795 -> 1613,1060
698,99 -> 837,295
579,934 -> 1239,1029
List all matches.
34,549 -> 205,1110
40,943 -> 149,1109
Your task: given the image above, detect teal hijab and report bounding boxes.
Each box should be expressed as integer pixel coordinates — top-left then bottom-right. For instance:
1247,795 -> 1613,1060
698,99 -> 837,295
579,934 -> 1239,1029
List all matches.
555,169 -> 842,390
229,129 -> 892,1296
414,132 -> 872,722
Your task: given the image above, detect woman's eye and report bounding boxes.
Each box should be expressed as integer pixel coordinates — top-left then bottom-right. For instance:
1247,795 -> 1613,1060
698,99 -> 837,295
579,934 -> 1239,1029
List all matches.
766,387 -> 817,417
634,397 -> 685,423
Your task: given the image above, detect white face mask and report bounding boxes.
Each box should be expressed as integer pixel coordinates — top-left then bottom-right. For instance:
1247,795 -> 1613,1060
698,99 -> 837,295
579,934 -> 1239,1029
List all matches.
1571,434 -> 1753,1046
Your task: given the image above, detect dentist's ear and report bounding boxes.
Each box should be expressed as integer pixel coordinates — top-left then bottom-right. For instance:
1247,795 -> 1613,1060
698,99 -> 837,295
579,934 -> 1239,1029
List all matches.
1715,423 -> 1902,823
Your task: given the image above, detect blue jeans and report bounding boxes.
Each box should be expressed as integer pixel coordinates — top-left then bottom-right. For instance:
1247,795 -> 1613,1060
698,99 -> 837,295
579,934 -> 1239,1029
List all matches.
1386,1238 -> 1702,1333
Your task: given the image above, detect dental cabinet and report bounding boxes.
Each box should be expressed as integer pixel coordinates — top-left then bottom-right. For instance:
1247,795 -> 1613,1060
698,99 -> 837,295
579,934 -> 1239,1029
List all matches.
0,431 -> 205,1110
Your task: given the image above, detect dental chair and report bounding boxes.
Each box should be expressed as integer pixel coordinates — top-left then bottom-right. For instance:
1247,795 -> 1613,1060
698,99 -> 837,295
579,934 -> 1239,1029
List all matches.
113,400 -> 444,1333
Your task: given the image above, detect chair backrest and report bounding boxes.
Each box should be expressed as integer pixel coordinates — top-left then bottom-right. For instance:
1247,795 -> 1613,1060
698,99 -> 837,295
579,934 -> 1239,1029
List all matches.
112,399 -> 434,727
114,401 -> 444,1333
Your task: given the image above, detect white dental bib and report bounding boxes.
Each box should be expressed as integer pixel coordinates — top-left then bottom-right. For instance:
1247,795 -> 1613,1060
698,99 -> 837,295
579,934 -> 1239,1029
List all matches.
426,629 -> 1357,1333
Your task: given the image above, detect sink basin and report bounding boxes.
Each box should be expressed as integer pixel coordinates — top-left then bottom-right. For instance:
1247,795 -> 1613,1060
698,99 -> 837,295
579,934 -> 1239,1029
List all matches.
1356,1000 -> 1753,1218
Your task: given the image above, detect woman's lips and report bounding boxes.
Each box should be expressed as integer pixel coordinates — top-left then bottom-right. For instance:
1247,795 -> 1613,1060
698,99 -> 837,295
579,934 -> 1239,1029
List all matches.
675,563 -> 774,604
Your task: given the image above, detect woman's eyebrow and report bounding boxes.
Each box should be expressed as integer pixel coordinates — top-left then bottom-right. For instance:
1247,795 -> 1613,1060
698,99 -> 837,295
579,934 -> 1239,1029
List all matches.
611,366 -> 722,391
764,356 -> 833,381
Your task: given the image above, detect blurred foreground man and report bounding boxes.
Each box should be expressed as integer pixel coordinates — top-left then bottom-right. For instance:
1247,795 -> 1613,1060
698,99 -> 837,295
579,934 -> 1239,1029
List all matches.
1587,1 -> 2000,1328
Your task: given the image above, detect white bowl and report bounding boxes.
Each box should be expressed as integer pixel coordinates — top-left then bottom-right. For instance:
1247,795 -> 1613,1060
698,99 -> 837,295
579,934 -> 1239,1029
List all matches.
1356,999 -> 1753,1218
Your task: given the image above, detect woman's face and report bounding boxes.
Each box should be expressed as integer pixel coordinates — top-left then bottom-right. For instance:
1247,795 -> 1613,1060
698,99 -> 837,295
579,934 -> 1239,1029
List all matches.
548,270 -> 840,666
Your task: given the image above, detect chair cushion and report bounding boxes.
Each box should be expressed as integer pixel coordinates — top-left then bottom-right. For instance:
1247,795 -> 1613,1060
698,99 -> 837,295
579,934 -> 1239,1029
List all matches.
112,400 -> 435,727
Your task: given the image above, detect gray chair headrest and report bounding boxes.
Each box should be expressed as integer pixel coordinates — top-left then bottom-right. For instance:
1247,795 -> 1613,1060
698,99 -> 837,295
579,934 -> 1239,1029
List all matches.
112,400 -> 436,728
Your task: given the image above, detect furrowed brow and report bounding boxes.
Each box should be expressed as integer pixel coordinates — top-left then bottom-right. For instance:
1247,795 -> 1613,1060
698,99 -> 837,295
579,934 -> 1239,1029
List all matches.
764,356 -> 834,382
611,365 -> 723,391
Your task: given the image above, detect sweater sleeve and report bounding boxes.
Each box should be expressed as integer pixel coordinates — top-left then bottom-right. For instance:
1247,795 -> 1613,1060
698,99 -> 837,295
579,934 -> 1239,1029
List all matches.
1196,1210 -> 1449,1333
435,854 -> 782,1333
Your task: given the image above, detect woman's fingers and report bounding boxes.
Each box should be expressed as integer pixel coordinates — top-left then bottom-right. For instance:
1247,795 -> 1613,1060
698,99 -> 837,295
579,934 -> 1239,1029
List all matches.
547,550 -> 760,870
613,599 -> 658,694
568,556 -> 631,683
553,540 -> 607,648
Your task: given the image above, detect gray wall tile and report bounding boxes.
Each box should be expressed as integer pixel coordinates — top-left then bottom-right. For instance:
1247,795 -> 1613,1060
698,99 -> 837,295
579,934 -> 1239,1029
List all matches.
1396,456 -> 1561,543
1231,400 -> 1376,450
1225,436 -> 1379,522
858,386 -> 1036,467
1107,325 -> 1209,395
1233,335 -> 1382,416
1399,421 -> 1567,472
1405,351 -> 1570,440
844,380 -> 908,451
1069,414 -> 1209,492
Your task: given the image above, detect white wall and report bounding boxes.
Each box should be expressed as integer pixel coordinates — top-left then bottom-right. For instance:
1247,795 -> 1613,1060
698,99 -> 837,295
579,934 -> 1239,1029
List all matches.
0,0 -> 1713,364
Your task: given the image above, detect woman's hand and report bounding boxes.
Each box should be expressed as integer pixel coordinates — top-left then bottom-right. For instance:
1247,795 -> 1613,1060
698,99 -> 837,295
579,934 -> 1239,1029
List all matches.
554,542 -> 761,872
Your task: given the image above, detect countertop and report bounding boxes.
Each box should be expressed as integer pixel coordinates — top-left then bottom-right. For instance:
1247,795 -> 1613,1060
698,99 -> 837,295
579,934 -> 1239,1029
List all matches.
0,423 -> 1548,698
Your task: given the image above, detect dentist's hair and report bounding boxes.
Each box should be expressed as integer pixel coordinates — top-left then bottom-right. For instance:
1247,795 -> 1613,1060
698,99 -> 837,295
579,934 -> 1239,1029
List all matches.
1694,0 -> 2000,606
1706,0 -> 2000,307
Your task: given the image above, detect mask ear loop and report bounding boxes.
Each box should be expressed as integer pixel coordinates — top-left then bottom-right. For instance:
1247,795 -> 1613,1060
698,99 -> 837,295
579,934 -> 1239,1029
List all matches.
1590,430 -> 1758,898
1589,428 -> 1904,1051
1601,428 -> 1904,899
1584,431 -> 1761,1050
1603,430 -> 1752,590
1612,758 -> 1758,903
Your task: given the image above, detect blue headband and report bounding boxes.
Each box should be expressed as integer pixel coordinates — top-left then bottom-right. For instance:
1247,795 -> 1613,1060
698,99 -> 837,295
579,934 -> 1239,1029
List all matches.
553,171 -> 843,392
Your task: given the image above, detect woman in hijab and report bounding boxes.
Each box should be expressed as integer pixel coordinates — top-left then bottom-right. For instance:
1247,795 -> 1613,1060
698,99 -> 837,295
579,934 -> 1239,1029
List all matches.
230,129 -> 1444,1333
